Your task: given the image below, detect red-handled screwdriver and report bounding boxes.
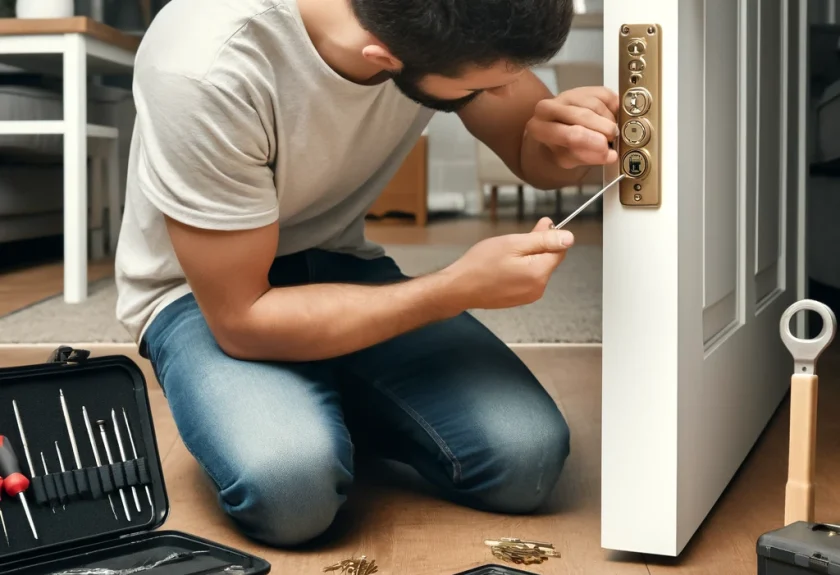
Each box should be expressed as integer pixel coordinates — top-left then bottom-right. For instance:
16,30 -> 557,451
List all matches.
0,435 -> 37,539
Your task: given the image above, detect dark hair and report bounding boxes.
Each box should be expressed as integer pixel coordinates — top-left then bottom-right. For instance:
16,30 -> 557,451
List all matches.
349,0 -> 575,78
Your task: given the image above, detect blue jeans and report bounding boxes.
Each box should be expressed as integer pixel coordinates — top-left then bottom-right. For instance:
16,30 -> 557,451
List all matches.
142,249 -> 570,547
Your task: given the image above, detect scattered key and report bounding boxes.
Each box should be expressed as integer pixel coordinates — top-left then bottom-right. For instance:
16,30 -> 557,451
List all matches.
323,555 -> 378,574
484,537 -> 560,565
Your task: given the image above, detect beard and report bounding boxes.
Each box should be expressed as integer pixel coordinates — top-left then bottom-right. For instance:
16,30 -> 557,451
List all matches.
389,68 -> 481,113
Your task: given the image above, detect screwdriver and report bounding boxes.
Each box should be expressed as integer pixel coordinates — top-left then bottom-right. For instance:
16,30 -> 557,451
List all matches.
0,478 -> 9,545
0,435 -> 37,539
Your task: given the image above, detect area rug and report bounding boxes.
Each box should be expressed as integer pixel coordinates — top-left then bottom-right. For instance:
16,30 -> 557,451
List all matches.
0,244 -> 602,344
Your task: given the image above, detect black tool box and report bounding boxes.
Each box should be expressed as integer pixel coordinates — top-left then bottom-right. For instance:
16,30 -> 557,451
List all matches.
0,347 -> 271,575
757,521 -> 840,574
454,565 -> 537,574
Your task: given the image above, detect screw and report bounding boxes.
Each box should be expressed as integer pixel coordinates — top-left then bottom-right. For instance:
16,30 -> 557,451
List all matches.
647,26 -> 656,35
634,194 -> 642,201
621,25 -> 630,35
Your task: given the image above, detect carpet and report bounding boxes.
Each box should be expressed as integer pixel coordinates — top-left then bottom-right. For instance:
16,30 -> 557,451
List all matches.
0,244 -> 602,344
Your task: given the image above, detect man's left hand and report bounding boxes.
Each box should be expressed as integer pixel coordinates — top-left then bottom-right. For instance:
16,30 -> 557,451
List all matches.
525,86 -> 620,170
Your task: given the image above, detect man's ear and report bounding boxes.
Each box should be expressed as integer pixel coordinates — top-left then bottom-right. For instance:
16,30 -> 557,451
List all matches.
361,44 -> 402,71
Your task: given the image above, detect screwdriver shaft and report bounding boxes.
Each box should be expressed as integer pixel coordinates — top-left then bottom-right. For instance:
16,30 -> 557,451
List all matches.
553,173 -> 626,230
12,400 -> 35,478
40,452 -> 56,514
98,420 -> 131,522
60,389 -> 83,469
122,408 -> 153,508
0,506 -> 7,546
83,407 -> 118,520
54,443 -> 67,511
112,409 -> 142,512
18,493 -> 36,540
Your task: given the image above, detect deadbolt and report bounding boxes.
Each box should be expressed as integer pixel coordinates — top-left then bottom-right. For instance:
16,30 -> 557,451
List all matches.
618,23 -> 661,207
621,119 -> 651,147
623,88 -> 651,116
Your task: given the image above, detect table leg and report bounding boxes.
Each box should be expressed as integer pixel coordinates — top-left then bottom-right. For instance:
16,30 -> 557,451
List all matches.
63,34 -> 88,303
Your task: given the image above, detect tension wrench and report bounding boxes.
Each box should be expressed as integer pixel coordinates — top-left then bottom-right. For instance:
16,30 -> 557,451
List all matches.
552,173 -> 626,230
780,299 -> 837,525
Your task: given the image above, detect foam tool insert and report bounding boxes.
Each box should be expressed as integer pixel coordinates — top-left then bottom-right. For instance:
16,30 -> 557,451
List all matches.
0,347 -> 271,575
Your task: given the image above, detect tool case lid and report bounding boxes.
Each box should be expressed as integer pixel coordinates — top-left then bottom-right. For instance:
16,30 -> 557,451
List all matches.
0,347 -> 271,575
757,521 -> 840,573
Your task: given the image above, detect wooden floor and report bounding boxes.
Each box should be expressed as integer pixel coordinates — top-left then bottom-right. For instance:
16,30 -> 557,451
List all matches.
0,343 -> 835,574
1,214 -> 833,573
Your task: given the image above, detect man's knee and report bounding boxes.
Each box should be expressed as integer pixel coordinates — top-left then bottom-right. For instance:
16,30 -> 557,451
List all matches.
220,437 -> 353,547
458,406 -> 571,514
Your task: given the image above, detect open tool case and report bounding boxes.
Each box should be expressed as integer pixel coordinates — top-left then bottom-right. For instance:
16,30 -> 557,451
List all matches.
0,347 -> 271,575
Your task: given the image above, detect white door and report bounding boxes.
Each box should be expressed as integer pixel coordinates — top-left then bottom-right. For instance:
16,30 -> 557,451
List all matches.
600,0 -> 806,556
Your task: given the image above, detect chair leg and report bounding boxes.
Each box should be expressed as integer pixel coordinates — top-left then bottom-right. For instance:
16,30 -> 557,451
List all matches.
490,185 -> 499,222
516,185 -> 524,221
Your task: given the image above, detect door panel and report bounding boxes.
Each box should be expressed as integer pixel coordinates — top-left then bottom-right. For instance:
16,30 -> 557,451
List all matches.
755,0 -> 784,303
601,0 -> 803,556
703,0 -> 739,343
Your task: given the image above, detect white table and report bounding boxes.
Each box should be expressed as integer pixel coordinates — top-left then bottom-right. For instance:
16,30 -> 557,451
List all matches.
0,17 -> 138,303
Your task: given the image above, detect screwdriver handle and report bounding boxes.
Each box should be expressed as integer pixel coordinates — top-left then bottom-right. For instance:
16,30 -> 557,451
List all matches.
0,435 -> 30,497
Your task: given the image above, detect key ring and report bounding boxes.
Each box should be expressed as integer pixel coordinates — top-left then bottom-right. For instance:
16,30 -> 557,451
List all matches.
779,299 -> 837,375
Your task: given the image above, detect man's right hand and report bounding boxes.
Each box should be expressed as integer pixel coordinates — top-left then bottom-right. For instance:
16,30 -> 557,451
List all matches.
442,217 -> 574,310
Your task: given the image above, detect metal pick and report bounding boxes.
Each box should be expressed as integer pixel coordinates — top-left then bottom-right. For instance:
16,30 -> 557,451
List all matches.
553,173 -> 626,230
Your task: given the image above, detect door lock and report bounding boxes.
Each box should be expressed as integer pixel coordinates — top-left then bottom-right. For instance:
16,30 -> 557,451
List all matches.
618,24 -> 661,207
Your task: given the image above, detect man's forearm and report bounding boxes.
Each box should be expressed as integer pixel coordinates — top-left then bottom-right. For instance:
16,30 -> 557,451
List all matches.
219,271 -> 465,362
518,131 -> 589,190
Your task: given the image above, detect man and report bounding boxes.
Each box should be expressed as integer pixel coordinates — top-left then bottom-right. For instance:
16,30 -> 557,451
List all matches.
115,0 -> 619,547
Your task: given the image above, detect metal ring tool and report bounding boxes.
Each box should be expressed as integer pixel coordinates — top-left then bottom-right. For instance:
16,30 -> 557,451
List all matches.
780,299 -> 837,526
779,299 -> 837,375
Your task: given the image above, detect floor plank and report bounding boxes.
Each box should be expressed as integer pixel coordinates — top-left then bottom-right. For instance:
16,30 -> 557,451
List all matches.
1,343 -> 831,574
0,259 -> 114,317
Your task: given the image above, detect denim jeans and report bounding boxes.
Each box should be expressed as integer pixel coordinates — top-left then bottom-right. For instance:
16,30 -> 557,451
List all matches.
142,249 -> 570,547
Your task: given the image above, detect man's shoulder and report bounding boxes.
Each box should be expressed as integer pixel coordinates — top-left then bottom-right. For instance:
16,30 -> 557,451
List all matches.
136,0 -> 293,81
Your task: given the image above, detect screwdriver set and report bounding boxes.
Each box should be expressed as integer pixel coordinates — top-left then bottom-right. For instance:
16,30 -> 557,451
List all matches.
0,347 -> 271,575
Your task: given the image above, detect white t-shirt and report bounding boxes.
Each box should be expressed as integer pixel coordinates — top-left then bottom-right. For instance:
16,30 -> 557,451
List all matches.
114,0 -> 434,344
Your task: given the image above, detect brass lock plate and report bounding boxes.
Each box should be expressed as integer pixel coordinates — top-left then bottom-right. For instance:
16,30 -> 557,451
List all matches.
618,24 -> 661,207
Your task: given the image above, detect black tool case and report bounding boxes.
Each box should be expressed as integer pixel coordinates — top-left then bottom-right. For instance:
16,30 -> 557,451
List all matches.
454,565 -> 537,574
0,347 -> 271,575
757,521 -> 840,574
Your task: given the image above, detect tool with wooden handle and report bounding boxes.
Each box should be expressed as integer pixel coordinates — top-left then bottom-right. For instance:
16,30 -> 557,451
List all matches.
780,299 -> 837,526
